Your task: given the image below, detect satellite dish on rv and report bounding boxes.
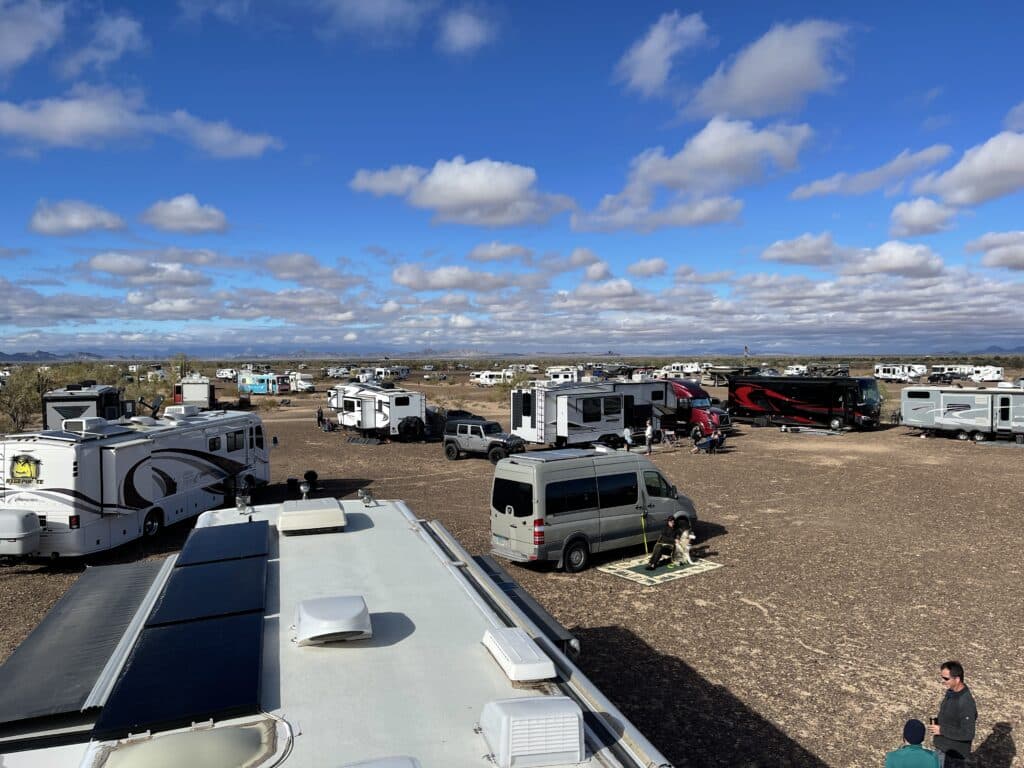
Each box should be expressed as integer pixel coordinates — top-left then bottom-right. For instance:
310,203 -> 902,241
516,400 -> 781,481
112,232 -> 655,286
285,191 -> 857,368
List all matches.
137,394 -> 165,416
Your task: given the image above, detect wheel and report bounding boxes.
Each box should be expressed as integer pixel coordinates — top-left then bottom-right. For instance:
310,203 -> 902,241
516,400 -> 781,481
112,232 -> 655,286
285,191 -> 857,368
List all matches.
397,417 -> 425,442
956,430 -> 970,441
555,436 -> 567,448
444,442 -> 459,460
690,426 -> 702,442
488,446 -> 508,464
972,432 -> 986,442
563,540 -> 589,573
143,509 -> 163,538
829,418 -> 842,431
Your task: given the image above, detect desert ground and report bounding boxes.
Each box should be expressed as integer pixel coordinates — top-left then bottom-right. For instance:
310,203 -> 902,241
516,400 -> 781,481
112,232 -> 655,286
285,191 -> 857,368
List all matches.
2,371 -> 1021,767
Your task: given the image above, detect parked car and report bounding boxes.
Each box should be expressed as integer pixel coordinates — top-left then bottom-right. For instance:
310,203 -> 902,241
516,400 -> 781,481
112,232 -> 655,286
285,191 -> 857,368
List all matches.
444,418 -> 526,463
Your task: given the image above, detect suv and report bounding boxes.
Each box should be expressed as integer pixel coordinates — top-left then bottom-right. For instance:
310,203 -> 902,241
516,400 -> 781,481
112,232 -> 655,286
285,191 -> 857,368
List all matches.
444,419 -> 526,463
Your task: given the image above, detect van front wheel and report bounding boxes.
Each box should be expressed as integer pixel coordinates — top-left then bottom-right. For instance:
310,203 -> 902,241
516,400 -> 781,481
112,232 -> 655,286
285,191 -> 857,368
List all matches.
564,541 -> 589,573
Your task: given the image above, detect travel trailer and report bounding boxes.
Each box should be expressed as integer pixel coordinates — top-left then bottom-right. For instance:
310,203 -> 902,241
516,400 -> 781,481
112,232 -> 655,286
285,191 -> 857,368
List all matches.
215,368 -> 238,381
287,371 -> 315,392
546,366 -> 580,383
510,381 -> 624,447
172,374 -> 215,409
41,383 -> 135,430
658,361 -> 702,377
727,376 -> 883,430
327,381 -> 427,440
873,363 -> 927,382
477,370 -> 514,387
0,494 -> 671,768
969,365 -> 1004,383
0,406 -> 270,558
783,365 -> 808,376
901,385 -> 1024,440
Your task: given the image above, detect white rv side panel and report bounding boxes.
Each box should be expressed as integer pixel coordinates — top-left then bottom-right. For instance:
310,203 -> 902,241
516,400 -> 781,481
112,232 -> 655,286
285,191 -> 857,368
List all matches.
101,440 -> 153,514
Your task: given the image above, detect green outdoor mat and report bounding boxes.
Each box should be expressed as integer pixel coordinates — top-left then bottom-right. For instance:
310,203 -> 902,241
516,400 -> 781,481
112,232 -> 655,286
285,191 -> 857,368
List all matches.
597,554 -> 723,586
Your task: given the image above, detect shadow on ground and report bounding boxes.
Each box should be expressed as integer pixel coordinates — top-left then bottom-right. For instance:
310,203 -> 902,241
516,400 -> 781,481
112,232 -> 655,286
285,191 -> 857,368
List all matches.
574,624 -> 830,768
973,722 -> 1016,768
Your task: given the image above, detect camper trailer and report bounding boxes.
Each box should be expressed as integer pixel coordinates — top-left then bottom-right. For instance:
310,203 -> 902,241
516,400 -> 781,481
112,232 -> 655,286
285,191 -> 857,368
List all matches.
873,363 -> 927,382
727,376 -> 883,430
328,381 -> 427,440
969,365 -> 1004,383
546,366 -> 580,383
901,386 -> 1024,441
287,371 -> 315,393
510,381 -> 624,447
215,368 -> 238,381
783,365 -> 808,376
658,361 -> 702,377
41,383 -> 135,430
172,374 -> 215,409
0,406 -> 270,558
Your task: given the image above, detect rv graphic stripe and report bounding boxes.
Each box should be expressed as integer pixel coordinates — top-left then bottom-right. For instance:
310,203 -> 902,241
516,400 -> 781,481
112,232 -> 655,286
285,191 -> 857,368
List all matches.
124,457 -> 154,510
150,448 -> 249,477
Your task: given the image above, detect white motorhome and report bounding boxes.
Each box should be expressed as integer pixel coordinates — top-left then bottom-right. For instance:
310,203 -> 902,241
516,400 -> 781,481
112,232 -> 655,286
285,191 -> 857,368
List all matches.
478,370 -> 514,387
328,381 -> 427,440
546,366 -> 580,383
783,364 -> 808,376
215,368 -> 238,381
901,385 -> 1024,440
287,371 -> 315,392
658,362 -> 702,377
969,365 -> 1004,382
873,363 -> 927,382
0,406 -> 270,558
510,381 -> 624,447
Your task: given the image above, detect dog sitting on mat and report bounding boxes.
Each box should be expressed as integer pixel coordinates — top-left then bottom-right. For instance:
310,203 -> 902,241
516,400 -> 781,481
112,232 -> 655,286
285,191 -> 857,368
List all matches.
668,516 -> 698,566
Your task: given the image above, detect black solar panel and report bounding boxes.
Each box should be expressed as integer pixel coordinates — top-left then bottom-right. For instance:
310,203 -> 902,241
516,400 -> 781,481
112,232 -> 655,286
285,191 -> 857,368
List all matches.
176,519 -> 269,566
146,557 -> 267,627
92,612 -> 264,740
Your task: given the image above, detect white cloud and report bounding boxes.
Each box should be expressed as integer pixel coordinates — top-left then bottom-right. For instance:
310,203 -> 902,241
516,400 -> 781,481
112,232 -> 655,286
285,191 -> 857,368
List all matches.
687,20 -> 847,119
351,155 -> 572,226
628,258 -> 668,277
61,14 -> 146,78
761,232 -> 840,265
179,0 -> 251,23
584,261 -> 611,281
449,313 -> 476,328
380,299 -> 401,313
317,0 -> 431,39
791,145 -> 952,199
262,252 -> 363,291
392,263 -> 509,291
343,331 -> 358,341
966,231 -> 1024,270
913,131 -> 1024,206
0,84 -> 282,157
0,0 -> 64,76
467,241 -> 531,262
844,241 -> 944,278
889,197 -> 955,237
142,194 -> 227,233
575,278 -> 636,300
614,11 -> 707,98
30,199 -> 124,235
438,10 -> 495,54
1004,102 -> 1024,132
88,253 -> 210,286
570,247 -> 598,266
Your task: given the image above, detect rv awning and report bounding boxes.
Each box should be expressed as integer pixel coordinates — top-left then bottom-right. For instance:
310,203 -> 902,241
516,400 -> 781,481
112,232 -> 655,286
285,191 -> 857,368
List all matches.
0,559 -> 164,729
652,405 -> 675,417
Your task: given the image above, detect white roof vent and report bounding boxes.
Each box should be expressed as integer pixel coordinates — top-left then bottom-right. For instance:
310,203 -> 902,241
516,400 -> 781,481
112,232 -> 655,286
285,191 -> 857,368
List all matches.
62,417 -> 107,433
294,595 -> 372,646
278,498 -> 347,535
340,758 -> 422,768
129,415 -> 158,426
482,628 -> 555,682
164,405 -> 200,419
479,697 -> 583,768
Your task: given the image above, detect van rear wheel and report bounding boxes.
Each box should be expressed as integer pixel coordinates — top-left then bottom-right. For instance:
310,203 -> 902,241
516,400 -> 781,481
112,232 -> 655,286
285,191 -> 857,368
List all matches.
564,540 -> 589,573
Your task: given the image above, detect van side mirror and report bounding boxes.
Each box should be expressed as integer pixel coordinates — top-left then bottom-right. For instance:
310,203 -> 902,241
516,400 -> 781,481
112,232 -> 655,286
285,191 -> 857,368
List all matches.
670,485 -> 678,499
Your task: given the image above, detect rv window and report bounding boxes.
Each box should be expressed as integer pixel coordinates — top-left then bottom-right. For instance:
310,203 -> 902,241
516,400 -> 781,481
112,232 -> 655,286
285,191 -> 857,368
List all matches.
546,478 -> 598,515
1000,398 -> 1010,421
255,425 -> 264,449
343,400 -> 356,412
394,396 -> 410,406
249,427 -> 254,449
643,471 -> 671,498
522,392 -> 532,417
906,391 -> 932,399
493,479 -> 532,518
581,398 -> 601,423
603,397 -> 621,416
597,473 -> 638,508
651,391 -> 664,401
227,430 -> 244,452
208,436 -> 221,452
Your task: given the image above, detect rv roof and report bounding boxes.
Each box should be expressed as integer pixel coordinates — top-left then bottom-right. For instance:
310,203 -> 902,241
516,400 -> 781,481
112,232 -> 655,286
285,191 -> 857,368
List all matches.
506,448 -> 600,464
4,410 -> 252,444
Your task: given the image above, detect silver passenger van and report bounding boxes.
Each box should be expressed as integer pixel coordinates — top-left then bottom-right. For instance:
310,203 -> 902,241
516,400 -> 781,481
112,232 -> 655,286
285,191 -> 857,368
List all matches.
489,448 -> 698,572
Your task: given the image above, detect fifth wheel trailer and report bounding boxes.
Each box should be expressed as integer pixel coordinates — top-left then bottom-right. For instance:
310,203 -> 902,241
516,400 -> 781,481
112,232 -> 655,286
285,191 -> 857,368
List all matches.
510,382 -> 624,447
901,385 -> 1024,440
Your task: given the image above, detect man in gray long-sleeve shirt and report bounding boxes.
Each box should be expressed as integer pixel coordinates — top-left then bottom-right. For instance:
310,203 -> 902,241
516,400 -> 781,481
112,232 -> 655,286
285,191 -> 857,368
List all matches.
930,660 -> 977,767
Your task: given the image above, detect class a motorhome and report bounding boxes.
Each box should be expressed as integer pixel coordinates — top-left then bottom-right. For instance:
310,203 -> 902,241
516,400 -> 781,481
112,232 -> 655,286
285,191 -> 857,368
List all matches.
727,376 -> 883,430
237,371 -> 291,395
0,406 -> 270,558
477,370 -> 514,387
327,381 -> 427,440
510,382 -> 624,447
873,363 -> 927,382
0,495 -> 671,768
901,385 -> 1024,440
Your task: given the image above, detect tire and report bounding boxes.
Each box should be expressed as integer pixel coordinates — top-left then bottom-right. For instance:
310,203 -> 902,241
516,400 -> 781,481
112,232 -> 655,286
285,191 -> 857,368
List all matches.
690,426 -> 702,442
143,509 -> 163,538
563,540 -> 589,573
972,432 -> 986,443
555,436 -> 567,449
444,442 -> 459,460
397,417 -> 425,442
488,446 -> 508,464
829,418 -> 842,431
956,430 -> 970,441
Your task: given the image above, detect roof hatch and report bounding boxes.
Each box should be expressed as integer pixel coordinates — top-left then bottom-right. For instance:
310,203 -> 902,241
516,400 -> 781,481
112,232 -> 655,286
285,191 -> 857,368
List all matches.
479,697 -> 584,768
278,499 -> 347,535
294,595 -> 372,646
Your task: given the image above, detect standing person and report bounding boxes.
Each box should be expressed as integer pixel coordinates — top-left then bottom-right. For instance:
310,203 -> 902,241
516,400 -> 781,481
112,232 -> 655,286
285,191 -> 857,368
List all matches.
622,426 -> 633,452
930,661 -> 977,766
885,719 -> 939,767
645,515 -> 679,570
316,405 -> 324,428
644,419 -> 653,455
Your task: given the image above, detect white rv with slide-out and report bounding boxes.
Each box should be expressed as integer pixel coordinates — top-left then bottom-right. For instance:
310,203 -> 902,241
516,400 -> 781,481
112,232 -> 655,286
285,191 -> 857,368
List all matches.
0,406 -> 270,559
327,381 -> 427,440
901,385 -> 1024,441
873,363 -> 927,382
510,381 -> 624,447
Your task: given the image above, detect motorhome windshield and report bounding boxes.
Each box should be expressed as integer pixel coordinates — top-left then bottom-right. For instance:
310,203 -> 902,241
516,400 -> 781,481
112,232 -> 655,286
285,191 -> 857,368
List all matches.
858,380 -> 882,405
484,422 -> 503,435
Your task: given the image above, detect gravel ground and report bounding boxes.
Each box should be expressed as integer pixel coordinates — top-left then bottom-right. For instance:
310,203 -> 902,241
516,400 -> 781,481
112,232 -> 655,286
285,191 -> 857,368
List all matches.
2,375 -> 1021,767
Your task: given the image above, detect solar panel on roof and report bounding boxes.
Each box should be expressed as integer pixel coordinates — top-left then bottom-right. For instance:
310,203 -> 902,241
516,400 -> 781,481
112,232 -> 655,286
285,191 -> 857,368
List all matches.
176,519 -> 269,566
92,612 -> 264,740
147,557 -> 267,627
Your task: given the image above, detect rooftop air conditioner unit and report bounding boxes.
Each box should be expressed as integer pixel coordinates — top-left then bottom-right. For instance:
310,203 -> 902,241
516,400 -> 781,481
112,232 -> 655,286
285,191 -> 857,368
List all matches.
481,628 -> 555,682
294,595 -> 372,646
479,697 -> 583,768
164,405 -> 200,418
62,417 -> 107,433
278,498 -> 347,535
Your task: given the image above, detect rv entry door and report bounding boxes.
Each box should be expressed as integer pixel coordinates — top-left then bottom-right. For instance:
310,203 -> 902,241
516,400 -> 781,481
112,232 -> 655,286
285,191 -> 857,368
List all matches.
996,395 -> 1012,432
361,398 -> 376,431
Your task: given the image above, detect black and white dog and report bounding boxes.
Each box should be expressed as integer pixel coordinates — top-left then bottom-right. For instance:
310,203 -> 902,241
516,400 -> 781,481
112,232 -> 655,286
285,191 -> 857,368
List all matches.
672,517 -> 699,566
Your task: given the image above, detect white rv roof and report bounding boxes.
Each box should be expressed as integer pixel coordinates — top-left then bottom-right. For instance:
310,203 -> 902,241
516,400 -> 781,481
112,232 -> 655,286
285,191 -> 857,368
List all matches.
4,410 -> 255,445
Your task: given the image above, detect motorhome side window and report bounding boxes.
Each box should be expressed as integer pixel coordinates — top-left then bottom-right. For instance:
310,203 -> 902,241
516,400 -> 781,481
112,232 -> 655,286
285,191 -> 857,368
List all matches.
603,397 -> 621,416
227,430 -> 244,452
208,436 -> 221,452
650,391 -> 663,401
546,478 -> 598,515
643,470 -> 671,498
581,398 -> 601,423
255,425 -> 264,449
597,473 -> 638,508
493,478 -> 532,517
394,396 -> 410,406
907,391 -> 932,399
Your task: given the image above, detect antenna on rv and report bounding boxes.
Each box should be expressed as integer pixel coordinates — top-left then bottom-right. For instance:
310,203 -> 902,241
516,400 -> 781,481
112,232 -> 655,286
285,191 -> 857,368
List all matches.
137,394 -> 165,416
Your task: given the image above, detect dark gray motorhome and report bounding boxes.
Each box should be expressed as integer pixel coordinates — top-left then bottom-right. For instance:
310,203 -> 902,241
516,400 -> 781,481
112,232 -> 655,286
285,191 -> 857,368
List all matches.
901,385 -> 1024,440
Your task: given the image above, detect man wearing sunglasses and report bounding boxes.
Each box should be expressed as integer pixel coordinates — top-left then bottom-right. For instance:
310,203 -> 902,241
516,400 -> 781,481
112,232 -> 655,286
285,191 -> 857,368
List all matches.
930,661 -> 977,766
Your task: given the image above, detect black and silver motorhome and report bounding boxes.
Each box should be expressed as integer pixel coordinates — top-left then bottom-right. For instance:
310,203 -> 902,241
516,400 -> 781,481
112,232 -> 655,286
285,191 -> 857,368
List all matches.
727,376 -> 882,429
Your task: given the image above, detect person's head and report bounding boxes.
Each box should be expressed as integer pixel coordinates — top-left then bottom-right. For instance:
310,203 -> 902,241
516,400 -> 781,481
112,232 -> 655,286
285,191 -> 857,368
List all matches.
941,661 -> 965,691
902,719 -> 925,745
666,516 -> 675,526
646,419 -> 651,425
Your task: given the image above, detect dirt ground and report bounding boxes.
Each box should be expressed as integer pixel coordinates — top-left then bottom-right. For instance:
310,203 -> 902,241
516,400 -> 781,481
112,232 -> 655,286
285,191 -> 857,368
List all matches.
2,372 -> 1022,767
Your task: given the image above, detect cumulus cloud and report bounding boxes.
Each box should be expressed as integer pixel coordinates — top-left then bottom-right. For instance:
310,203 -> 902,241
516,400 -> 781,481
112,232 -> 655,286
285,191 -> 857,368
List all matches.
392,263 -> 509,291
343,331 -> 358,341
316,0 -> 431,40
614,11 -> 707,98
141,194 -> 227,233
0,84 -> 282,157
179,0 -> 251,23
351,155 -> 572,226
575,278 -> 636,300
88,252 -> 211,286
262,252 -> 363,291
889,197 -> 955,237
844,241 -> 944,278
0,0 -> 64,75
584,261 -> 612,281
628,258 -> 668,277
791,145 -> 952,199
449,313 -> 476,328
913,131 -> 1024,206
687,20 -> 847,118
1004,102 -> 1024,132
467,241 -> 532,262
438,9 -> 495,54
966,231 -> 1024,270
761,232 -> 840,265
30,199 -> 124,235
61,14 -> 146,78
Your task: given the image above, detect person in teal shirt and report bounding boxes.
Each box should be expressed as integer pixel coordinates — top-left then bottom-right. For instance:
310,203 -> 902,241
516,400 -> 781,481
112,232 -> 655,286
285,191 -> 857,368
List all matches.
886,719 -> 940,767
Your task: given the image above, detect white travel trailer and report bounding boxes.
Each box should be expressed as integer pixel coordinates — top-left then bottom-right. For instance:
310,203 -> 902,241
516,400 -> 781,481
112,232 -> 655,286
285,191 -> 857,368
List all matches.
215,368 -> 238,381
783,364 -> 808,376
510,381 -> 624,447
546,366 -> 580,383
901,386 -> 1024,440
328,381 -> 427,440
930,364 -> 975,376
172,374 -> 216,409
478,369 -> 514,387
0,406 -> 270,558
287,371 -> 315,392
658,361 -> 702,377
873,363 -> 927,382
969,365 -> 1004,383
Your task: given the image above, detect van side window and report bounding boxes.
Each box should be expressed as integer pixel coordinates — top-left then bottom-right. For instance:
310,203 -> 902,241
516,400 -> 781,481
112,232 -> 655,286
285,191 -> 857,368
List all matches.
546,478 -> 598,515
643,471 -> 670,498
581,398 -> 601,423
493,479 -> 532,518
603,397 -> 621,416
598,473 -> 638,508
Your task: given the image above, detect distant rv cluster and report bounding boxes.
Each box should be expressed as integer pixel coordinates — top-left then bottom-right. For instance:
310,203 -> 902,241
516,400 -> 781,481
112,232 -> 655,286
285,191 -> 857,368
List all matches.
872,363 -> 1005,384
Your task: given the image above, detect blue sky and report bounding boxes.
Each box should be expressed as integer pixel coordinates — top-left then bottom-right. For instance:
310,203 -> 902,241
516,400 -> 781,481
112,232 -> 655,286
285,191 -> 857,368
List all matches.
2,1 -> 1023,355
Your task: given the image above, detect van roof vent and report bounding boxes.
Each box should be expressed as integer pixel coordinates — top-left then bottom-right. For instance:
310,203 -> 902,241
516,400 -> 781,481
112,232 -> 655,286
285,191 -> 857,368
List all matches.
164,405 -> 200,419
278,498 -> 347,535
481,628 -> 555,682
479,697 -> 583,768
62,417 -> 107,433
294,595 -> 371,646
